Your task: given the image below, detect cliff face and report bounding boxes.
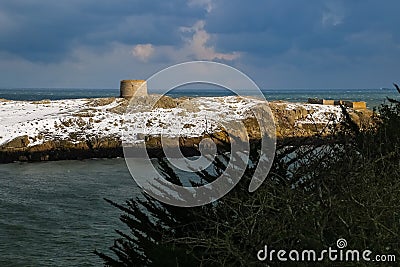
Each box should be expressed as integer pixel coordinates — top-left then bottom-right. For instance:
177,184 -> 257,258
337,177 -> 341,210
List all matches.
269,102 -> 373,138
0,96 -> 373,163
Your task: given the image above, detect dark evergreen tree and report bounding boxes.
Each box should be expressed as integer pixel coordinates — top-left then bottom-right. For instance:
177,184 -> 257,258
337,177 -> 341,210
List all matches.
96,85 -> 400,266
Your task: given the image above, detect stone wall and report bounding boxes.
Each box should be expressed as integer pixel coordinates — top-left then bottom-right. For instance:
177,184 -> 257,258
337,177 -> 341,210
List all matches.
308,98 -> 367,109
120,80 -> 148,99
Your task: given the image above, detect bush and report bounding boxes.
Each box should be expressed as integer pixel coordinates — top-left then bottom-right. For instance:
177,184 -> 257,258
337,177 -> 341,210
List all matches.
96,87 -> 400,266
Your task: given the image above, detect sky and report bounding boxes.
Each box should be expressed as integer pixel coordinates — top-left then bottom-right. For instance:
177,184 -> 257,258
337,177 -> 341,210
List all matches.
0,0 -> 399,89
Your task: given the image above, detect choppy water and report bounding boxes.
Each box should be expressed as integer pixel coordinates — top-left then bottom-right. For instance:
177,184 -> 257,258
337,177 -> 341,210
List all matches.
0,159 -> 140,266
0,88 -> 119,101
263,88 -> 399,108
1,87 -> 399,108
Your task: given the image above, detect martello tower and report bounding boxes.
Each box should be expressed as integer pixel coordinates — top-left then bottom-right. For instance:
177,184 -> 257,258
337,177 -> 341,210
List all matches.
120,80 -> 148,99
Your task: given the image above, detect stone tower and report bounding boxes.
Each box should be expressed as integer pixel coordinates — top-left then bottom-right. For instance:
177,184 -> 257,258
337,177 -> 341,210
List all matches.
120,80 -> 148,99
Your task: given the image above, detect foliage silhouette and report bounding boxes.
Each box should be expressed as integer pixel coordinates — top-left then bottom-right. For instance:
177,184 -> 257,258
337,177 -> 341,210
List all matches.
96,85 -> 400,266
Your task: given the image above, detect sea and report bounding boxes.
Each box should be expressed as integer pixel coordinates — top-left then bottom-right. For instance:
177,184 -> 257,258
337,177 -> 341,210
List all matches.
0,87 -> 399,266
0,87 -> 399,108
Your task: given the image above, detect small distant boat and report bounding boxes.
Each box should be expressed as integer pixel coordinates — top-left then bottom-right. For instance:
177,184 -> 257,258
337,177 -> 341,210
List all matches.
380,87 -> 392,91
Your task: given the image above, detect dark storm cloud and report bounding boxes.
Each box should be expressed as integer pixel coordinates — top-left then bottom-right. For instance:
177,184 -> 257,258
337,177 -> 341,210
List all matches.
0,0 -> 399,88
0,0 -> 202,62
205,0 -> 400,63
2,0 -> 399,64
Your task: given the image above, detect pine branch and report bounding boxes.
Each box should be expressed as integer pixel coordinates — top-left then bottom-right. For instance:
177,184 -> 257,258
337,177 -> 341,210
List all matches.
394,83 -> 400,94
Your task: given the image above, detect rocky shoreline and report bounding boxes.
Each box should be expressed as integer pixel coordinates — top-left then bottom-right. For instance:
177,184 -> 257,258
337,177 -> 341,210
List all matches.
0,95 -> 373,163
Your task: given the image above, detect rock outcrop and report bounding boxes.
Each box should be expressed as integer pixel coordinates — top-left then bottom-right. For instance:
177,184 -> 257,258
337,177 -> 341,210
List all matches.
0,96 -> 373,163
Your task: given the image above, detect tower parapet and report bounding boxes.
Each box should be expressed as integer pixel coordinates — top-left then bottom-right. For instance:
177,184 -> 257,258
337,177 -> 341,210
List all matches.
120,80 -> 148,99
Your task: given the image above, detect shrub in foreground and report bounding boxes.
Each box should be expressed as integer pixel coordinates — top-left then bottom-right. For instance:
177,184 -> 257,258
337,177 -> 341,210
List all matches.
96,89 -> 400,266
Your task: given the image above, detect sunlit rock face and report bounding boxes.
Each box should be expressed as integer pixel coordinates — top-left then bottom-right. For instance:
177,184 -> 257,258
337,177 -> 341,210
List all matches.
0,96 -> 372,162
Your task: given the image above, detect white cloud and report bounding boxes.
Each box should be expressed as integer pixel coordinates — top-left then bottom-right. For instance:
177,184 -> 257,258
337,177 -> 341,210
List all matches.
322,2 -> 345,27
322,12 -> 343,27
140,20 -> 240,63
131,44 -> 155,62
187,0 -> 214,13
179,20 -> 240,61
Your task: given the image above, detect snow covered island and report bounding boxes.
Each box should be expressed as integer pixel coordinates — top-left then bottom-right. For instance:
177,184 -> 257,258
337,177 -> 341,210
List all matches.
0,96 -> 372,163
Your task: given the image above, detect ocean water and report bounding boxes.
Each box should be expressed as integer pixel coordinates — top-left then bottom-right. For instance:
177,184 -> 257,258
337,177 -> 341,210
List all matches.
172,87 -> 400,108
0,87 -> 399,108
0,88 -> 119,101
0,87 -> 399,266
0,159 -> 139,267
